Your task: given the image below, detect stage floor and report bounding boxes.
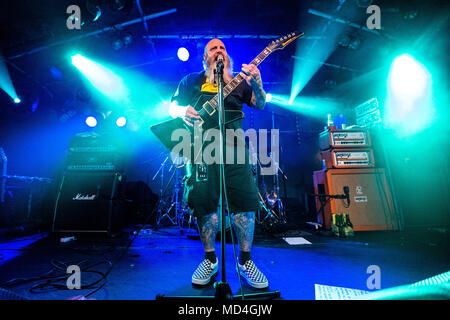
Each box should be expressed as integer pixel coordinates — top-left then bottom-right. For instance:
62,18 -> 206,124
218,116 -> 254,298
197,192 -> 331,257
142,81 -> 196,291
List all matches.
0,224 -> 448,300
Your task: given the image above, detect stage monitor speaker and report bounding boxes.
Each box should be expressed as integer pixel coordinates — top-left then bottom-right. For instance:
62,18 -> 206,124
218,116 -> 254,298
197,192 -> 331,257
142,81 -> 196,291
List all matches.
52,172 -> 125,236
313,168 -> 398,231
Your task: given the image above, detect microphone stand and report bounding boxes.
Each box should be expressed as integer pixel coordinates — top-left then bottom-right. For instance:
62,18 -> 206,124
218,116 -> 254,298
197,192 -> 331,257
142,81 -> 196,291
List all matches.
213,59 -> 233,301
308,189 -> 350,231
213,60 -> 281,301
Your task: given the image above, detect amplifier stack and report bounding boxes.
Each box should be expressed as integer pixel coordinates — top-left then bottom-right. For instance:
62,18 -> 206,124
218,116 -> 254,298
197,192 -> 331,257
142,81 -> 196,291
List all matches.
52,134 -> 126,236
313,126 -> 398,231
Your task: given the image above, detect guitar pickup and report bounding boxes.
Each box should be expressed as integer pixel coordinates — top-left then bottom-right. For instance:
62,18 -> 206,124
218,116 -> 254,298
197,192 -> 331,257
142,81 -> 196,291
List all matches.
202,102 -> 216,116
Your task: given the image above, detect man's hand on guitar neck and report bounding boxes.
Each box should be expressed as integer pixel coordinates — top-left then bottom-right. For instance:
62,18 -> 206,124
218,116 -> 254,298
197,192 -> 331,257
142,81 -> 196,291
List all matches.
241,63 -> 266,110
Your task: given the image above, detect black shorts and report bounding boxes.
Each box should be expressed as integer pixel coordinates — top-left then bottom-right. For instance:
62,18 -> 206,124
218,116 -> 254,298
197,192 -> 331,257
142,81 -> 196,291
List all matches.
183,162 -> 259,217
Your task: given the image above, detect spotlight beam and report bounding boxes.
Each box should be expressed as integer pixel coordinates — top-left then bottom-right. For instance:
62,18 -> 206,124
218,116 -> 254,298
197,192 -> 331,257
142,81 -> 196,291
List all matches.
71,54 -> 129,104
0,51 -> 18,102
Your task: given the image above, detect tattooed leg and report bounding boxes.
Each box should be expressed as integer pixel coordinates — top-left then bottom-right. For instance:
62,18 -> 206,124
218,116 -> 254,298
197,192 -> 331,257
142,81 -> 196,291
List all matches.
196,212 -> 219,252
233,211 -> 256,252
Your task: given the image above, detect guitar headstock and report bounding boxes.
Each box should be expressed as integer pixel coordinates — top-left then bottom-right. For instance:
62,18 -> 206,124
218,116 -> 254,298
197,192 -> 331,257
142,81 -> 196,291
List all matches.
268,31 -> 304,51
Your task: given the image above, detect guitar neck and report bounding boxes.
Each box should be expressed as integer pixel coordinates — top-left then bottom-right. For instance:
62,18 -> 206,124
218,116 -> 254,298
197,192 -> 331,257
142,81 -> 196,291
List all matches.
207,46 -> 273,109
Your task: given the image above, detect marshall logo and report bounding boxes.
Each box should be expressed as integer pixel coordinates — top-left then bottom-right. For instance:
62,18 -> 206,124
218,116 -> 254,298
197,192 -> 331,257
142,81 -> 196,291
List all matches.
72,193 -> 96,201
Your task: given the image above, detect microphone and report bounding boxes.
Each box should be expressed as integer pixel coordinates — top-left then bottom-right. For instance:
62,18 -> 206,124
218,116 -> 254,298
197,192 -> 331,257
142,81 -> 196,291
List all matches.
216,54 -> 224,69
343,186 -> 350,205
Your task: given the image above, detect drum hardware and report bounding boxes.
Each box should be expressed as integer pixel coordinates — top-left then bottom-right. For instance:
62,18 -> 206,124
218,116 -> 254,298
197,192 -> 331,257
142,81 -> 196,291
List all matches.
248,142 -> 286,229
153,155 -> 191,231
153,156 -> 176,227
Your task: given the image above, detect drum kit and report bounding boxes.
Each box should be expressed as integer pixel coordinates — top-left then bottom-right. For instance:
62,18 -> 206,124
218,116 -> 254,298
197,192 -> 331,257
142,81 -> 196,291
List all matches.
150,142 -> 288,233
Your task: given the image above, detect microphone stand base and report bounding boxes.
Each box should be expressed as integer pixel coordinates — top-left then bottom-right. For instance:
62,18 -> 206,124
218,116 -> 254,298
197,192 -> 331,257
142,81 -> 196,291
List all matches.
214,281 -> 233,301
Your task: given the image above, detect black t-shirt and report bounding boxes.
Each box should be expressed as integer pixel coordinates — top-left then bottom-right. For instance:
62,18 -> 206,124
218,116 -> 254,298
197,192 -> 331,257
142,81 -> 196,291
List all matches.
171,71 -> 254,130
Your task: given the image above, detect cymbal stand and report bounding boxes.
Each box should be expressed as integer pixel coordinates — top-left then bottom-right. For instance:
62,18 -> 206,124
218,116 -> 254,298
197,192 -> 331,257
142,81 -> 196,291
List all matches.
154,156 -> 176,227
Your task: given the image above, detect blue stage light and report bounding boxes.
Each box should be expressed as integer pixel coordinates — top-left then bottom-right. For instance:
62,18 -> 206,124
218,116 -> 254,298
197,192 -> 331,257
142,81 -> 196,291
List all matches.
13,97 -> 21,103
85,116 -> 97,127
177,47 -> 189,62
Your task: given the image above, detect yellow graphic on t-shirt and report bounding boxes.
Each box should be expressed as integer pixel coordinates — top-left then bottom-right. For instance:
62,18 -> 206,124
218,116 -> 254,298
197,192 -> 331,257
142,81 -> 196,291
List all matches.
201,77 -> 218,93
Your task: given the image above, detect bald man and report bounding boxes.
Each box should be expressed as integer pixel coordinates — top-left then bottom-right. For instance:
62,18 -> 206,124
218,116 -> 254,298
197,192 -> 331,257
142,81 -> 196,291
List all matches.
169,39 -> 269,289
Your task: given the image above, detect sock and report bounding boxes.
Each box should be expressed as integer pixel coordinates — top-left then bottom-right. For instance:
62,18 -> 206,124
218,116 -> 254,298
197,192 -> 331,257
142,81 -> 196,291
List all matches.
239,251 -> 251,265
205,251 -> 217,264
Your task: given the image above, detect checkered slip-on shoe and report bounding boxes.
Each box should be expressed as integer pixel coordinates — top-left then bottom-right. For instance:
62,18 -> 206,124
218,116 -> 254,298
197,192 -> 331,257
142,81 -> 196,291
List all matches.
192,258 -> 218,285
238,260 -> 269,289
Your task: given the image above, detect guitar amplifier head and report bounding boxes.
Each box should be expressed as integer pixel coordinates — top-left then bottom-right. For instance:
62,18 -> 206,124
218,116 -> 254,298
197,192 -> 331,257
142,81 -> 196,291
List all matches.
319,128 -> 371,150
320,149 -> 375,169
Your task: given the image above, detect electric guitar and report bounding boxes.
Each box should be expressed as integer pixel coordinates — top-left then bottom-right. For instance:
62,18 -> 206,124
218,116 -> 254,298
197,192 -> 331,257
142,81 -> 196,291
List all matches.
151,31 -> 304,151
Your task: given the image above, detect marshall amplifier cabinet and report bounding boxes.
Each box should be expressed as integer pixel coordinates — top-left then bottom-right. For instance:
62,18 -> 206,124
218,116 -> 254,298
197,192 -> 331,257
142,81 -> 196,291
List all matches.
52,172 -> 125,236
319,127 -> 371,150
321,149 -> 375,169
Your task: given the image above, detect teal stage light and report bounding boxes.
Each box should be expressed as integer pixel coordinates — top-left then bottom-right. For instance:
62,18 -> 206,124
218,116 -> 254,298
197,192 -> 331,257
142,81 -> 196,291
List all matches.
116,116 -> 127,127
386,53 -> 433,136
70,53 -> 129,104
389,54 -> 428,101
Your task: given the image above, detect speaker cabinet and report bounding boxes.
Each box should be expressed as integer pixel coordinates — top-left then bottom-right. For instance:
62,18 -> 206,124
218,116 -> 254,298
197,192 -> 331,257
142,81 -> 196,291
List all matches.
313,168 -> 398,231
52,172 -> 125,236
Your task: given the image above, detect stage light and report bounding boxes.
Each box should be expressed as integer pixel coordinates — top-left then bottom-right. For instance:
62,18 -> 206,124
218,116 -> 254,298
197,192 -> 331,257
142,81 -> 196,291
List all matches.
177,47 -> 189,61
116,116 -> 127,127
386,53 -> 433,136
112,38 -> 124,51
13,97 -> 21,103
389,54 -> 428,100
70,53 -> 129,104
263,93 -> 339,118
1,50 -> 20,103
265,93 -> 272,103
85,116 -> 98,127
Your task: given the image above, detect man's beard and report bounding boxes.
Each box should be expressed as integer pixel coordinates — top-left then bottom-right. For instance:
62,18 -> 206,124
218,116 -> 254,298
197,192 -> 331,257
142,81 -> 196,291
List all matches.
205,55 -> 233,82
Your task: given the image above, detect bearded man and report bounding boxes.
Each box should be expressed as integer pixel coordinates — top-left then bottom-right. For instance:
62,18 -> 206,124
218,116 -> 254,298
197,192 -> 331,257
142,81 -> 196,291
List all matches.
168,38 -> 269,289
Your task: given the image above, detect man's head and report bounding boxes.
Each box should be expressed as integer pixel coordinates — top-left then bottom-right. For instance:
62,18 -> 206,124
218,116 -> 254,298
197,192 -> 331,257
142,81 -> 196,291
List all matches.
203,38 -> 232,73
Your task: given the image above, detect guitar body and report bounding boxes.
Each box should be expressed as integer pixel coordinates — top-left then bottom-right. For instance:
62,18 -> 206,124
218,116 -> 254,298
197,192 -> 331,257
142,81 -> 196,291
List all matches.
150,93 -> 244,152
